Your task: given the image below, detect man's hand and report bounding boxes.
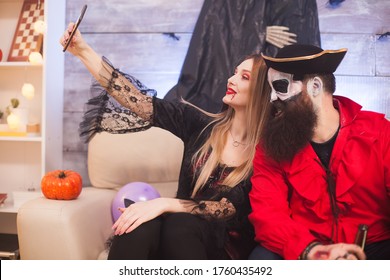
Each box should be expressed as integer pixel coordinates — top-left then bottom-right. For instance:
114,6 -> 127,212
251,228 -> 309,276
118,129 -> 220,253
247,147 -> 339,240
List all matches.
266,26 -> 297,48
308,243 -> 366,260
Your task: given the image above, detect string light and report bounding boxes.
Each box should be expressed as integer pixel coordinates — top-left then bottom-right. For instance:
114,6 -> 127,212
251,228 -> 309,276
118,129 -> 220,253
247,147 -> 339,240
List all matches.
22,83 -> 35,100
33,20 -> 46,34
7,113 -> 20,130
29,51 -> 43,65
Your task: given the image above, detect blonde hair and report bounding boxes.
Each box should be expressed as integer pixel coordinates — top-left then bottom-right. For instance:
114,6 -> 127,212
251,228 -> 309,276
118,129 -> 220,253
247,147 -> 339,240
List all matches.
187,55 -> 271,197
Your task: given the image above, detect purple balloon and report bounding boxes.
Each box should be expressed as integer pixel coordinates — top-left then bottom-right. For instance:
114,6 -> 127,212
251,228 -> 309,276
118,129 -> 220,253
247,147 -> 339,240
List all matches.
111,182 -> 161,222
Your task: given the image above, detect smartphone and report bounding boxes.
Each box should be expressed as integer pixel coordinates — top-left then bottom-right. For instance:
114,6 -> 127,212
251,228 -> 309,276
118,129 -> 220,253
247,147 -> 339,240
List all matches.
63,5 -> 88,52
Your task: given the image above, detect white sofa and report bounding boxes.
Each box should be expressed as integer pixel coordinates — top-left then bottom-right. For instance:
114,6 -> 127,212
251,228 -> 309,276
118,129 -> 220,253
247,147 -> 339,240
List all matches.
17,127 -> 184,259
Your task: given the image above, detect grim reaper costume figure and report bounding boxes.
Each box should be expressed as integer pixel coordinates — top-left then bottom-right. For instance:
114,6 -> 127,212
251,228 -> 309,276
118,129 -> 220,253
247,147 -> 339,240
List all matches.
164,0 -> 321,112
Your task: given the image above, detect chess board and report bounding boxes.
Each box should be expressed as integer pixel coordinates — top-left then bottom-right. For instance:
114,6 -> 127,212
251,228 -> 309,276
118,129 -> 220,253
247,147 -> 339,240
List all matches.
7,0 -> 45,62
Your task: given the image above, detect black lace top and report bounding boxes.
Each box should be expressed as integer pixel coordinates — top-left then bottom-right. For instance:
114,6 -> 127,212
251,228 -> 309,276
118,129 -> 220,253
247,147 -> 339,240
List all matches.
80,57 -> 255,258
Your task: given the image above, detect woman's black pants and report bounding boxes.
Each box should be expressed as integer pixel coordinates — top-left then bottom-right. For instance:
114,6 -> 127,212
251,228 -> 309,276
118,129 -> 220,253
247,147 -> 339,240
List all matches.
107,212 -> 217,260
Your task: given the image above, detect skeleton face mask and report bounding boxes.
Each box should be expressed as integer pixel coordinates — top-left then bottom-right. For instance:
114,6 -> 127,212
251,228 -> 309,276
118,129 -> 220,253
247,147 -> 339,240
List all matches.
267,68 -> 303,102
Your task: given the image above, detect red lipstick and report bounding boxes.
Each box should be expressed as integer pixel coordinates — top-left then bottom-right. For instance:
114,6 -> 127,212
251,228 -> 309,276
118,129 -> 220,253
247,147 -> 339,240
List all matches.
226,88 -> 236,95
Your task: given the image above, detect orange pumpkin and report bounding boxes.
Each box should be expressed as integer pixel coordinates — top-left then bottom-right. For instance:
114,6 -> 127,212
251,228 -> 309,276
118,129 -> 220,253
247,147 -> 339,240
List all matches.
41,170 -> 82,200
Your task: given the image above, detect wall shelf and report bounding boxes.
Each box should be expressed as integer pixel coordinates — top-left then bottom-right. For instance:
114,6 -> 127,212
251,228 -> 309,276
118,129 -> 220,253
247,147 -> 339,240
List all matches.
0,136 -> 42,142
0,0 -> 65,235
0,201 -> 18,214
0,62 -> 42,68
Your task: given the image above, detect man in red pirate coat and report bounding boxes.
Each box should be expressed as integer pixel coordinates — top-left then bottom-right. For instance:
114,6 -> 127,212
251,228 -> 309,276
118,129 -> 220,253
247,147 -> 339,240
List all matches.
249,44 -> 390,260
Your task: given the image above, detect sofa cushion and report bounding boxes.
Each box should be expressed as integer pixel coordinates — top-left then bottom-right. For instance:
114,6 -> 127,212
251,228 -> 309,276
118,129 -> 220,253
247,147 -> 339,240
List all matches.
87,127 -> 183,198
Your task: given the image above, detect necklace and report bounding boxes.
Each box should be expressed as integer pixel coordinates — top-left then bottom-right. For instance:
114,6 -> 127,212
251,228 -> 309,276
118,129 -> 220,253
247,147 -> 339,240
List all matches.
229,130 -> 247,147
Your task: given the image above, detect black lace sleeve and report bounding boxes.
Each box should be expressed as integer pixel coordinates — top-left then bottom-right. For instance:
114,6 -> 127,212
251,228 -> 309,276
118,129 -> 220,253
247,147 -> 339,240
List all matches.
79,57 -> 157,142
193,198 -> 237,220
223,177 -> 252,222
188,164 -> 253,222
181,166 -> 252,222
179,198 -> 236,221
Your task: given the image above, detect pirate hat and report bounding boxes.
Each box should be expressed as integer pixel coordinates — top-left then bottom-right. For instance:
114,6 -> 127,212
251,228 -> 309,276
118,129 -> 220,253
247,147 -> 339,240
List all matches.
262,44 -> 347,75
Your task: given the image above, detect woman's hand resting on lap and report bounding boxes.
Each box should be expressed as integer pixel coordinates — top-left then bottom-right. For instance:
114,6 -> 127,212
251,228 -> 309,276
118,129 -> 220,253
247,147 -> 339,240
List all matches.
112,197 -> 170,235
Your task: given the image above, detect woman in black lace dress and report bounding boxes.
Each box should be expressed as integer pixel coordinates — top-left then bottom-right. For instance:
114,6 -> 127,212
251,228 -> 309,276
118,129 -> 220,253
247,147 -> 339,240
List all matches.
60,23 -> 271,260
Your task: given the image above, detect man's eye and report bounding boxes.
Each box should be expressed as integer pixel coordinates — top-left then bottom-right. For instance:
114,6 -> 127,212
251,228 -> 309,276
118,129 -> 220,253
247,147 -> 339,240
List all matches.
272,79 -> 289,93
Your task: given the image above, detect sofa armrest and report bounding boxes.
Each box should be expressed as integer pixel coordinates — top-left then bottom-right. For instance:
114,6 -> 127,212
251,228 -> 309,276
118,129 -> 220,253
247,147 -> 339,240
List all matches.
17,187 -> 116,260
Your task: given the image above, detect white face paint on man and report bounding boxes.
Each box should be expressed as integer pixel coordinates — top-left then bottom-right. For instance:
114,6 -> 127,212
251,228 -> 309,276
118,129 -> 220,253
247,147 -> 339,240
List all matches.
262,68 -> 318,162
267,68 -> 303,102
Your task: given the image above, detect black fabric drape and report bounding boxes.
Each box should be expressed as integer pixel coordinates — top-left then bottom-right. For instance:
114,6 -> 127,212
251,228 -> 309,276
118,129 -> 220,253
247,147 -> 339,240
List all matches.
164,0 -> 321,113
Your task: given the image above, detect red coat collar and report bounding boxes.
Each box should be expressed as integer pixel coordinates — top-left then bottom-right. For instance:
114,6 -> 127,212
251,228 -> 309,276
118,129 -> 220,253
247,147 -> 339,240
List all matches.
332,95 -> 362,127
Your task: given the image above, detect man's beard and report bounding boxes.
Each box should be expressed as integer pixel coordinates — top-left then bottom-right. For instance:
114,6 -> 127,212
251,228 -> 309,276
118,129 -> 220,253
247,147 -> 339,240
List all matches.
262,92 -> 317,162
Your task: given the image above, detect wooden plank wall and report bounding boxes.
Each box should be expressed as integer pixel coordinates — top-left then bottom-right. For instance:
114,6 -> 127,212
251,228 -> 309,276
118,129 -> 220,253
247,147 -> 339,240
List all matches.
63,0 -> 390,186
